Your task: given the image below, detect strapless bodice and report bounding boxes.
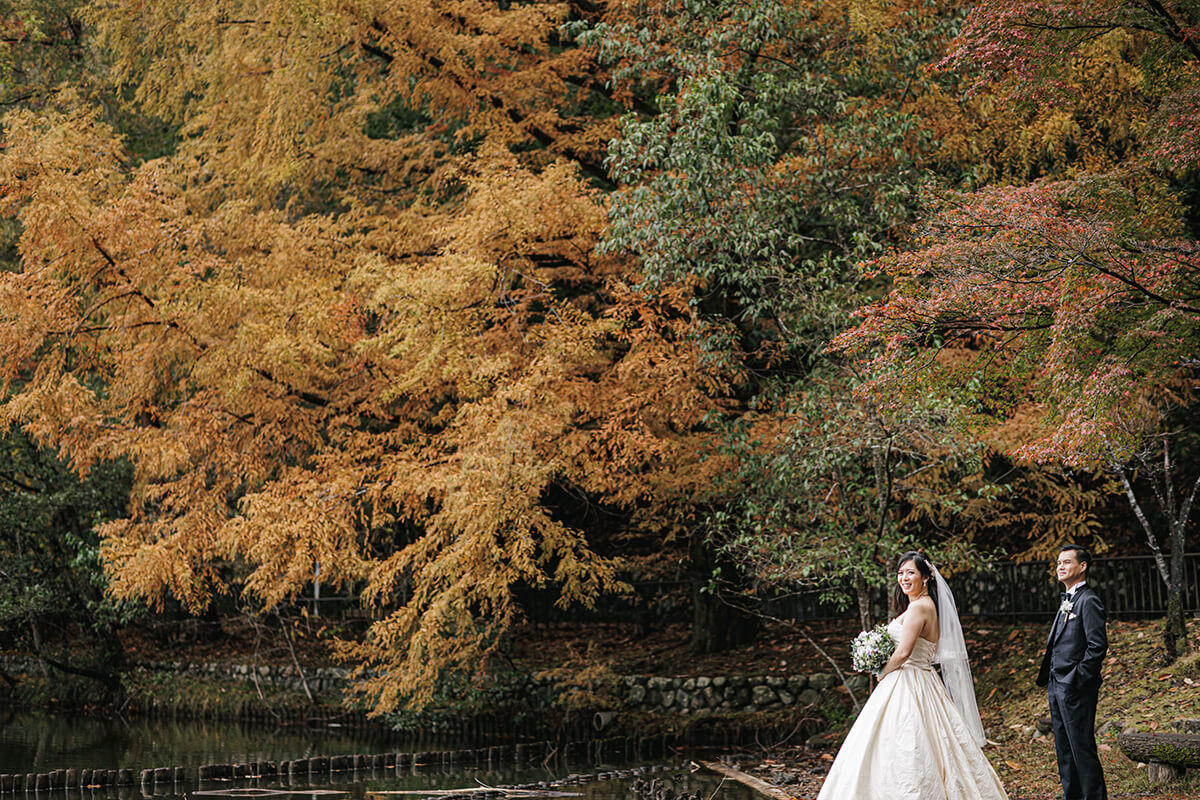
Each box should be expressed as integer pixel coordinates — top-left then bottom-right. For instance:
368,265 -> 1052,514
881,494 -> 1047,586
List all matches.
887,617 -> 938,671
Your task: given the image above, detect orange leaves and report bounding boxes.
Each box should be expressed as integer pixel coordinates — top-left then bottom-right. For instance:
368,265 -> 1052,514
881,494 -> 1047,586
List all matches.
835,170 -> 1200,470
0,28 -> 738,708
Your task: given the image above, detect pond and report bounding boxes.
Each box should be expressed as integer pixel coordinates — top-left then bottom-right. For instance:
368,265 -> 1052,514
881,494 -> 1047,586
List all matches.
0,712 -> 756,800
0,711 -> 397,773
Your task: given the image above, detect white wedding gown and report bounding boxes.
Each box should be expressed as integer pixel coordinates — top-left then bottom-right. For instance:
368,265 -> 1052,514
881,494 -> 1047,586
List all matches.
816,618 -> 1009,800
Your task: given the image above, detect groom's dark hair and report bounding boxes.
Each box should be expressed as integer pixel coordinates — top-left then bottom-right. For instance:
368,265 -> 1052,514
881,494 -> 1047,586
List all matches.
1060,544 -> 1091,573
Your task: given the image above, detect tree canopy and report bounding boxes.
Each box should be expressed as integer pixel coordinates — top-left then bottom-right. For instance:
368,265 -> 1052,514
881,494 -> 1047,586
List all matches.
1,0 -> 742,708
2,0 -> 1197,703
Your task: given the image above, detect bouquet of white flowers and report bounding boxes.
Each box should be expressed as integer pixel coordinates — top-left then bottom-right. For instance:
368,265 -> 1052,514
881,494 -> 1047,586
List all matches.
850,623 -> 896,674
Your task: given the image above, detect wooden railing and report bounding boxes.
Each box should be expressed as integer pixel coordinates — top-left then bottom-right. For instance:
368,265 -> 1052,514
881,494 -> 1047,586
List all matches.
291,554 -> 1200,623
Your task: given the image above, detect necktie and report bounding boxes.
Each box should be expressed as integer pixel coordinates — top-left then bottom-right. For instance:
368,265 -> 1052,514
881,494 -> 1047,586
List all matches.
1060,592 -> 1069,601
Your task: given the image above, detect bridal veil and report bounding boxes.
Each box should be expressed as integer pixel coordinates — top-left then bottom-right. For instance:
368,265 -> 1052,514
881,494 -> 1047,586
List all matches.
931,565 -> 987,747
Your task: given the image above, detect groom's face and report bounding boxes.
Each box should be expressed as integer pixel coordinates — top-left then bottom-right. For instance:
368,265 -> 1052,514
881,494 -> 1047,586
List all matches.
1056,551 -> 1086,588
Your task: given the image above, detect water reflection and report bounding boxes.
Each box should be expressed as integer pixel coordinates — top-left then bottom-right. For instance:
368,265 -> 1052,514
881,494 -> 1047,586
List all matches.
0,712 -> 757,800
0,766 -> 752,800
0,711 -> 395,772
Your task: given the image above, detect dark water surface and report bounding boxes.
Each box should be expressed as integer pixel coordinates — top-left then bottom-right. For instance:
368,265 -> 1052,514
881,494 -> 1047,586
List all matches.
0,712 -> 755,800
0,711 -> 398,772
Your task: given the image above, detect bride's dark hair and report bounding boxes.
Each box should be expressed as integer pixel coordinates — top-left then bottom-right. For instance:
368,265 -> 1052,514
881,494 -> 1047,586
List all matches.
892,551 -> 939,617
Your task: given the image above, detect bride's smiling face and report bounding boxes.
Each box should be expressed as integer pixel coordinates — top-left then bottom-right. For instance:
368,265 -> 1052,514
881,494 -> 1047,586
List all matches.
897,560 -> 926,599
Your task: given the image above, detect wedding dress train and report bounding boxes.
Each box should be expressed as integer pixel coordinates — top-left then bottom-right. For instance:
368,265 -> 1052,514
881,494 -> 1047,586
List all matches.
816,618 -> 1009,800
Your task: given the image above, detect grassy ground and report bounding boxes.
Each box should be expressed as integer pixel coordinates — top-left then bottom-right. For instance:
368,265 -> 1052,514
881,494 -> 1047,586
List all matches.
972,617 -> 1199,799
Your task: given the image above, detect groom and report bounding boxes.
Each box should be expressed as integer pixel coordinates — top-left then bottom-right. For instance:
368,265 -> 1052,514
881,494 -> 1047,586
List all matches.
1037,544 -> 1108,800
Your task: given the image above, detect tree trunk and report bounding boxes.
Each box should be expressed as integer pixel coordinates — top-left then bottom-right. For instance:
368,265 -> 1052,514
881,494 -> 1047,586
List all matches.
690,530 -> 758,653
28,620 -> 50,678
692,587 -> 759,653
1115,455 -> 1193,662
855,571 -> 873,632
1164,545 -> 1188,660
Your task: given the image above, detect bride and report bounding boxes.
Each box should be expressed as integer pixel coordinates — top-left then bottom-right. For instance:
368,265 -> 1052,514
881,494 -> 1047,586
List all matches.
816,551 -> 1010,800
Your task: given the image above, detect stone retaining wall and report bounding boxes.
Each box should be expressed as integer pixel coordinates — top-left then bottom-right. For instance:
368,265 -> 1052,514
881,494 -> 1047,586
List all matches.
0,656 -> 350,695
621,673 -> 865,714
1,656 -> 864,715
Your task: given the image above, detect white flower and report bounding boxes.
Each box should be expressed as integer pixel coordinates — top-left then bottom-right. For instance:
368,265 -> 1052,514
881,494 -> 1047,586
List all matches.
1059,599 -> 1074,614
851,624 -> 896,673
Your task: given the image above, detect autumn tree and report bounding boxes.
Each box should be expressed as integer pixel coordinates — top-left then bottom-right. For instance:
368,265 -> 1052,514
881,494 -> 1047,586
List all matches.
0,0 -> 741,710
836,0 -> 1200,658
710,374 -> 987,632
575,0 -> 1020,621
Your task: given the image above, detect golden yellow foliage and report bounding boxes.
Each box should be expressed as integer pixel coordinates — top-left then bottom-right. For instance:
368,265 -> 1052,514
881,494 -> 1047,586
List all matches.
0,0 -> 740,710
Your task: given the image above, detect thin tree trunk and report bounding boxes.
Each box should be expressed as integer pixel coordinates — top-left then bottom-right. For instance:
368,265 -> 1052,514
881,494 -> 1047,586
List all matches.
28,620 -> 49,678
689,529 -> 758,653
1114,450 -> 1195,663
855,571 -> 872,632
1155,439 -> 1190,660
1165,511 -> 1189,659
1115,464 -> 1171,584
1169,470 -> 1200,657
280,614 -> 316,705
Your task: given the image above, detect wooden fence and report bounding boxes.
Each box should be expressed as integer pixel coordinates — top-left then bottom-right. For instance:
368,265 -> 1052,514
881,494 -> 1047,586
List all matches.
294,553 -> 1200,624
753,553 -> 1200,622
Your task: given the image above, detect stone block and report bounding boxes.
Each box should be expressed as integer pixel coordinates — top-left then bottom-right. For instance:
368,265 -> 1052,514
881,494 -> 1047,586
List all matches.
810,673 -> 836,690
752,685 -> 778,706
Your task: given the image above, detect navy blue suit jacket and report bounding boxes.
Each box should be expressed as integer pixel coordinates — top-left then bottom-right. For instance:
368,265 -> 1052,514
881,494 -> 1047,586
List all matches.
1037,584 -> 1107,688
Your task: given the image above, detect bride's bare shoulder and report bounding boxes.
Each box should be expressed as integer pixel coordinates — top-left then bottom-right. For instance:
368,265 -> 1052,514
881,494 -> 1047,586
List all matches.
911,595 -> 937,615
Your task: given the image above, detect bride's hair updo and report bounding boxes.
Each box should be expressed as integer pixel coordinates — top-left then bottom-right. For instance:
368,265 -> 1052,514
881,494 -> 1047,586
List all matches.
892,550 -> 939,617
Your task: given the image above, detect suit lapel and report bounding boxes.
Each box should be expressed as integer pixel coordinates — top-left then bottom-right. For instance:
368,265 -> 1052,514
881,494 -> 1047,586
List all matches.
1050,586 -> 1086,646
1048,607 -> 1065,646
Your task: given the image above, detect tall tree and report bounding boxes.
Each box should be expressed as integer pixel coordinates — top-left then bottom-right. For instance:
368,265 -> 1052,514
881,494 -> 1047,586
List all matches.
579,0 -> 1006,617
836,0 -> 1200,658
0,0 -> 739,709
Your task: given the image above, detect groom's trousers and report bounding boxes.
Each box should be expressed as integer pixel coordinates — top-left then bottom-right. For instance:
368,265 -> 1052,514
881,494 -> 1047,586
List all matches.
1047,676 -> 1106,800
